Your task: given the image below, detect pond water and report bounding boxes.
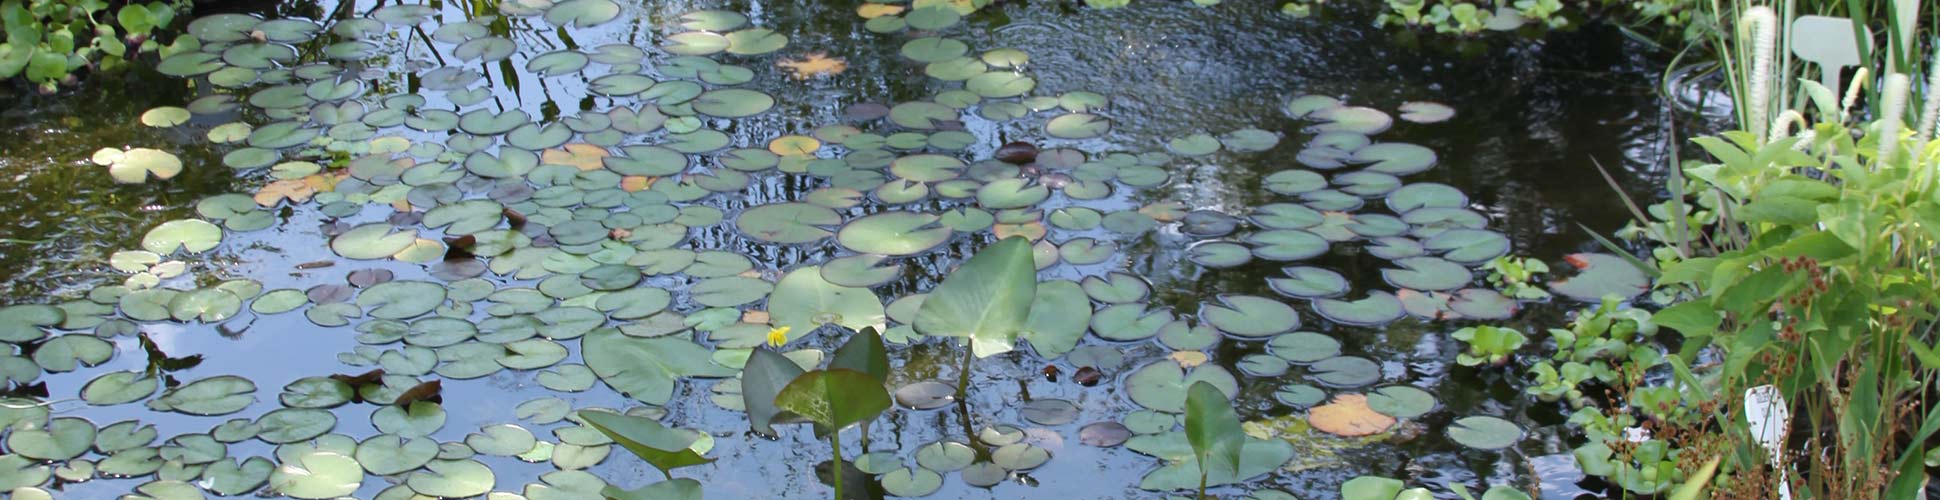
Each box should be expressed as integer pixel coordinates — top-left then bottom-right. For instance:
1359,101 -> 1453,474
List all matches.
0,0 -> 1693,498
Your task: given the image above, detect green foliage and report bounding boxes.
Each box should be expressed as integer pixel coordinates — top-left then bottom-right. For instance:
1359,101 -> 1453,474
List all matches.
1183,381 -> 1242,499
913,236 -> 1037,358
1482,255 -> 1549,300
1449,325 -> 1525,367
577,410 -> 714,478
0,0 -> 184,91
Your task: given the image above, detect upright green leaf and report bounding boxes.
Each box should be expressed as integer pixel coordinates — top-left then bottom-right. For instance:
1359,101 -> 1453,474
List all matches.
829,327 -> 888,382
742,348 -> 806,437
577,410 -> 713,476
774,369 -> 891,435
914,236 -> 1037,357
1184,381 -> 1244,479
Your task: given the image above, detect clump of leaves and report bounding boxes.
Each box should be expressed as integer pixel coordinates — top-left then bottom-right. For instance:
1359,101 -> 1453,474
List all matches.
1450,325 -> 1525,367
913,236 -> 1036,396
746,327 -> 891,500
579,410 -> 711,499
1,0 -> 185,92
1184,381 -> 1242,500
1483,255 -> 1550,300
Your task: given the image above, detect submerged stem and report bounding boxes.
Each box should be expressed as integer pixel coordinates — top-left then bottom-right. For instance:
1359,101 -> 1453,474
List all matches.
1197,467 -> 1209,500
830,432 -> 845,500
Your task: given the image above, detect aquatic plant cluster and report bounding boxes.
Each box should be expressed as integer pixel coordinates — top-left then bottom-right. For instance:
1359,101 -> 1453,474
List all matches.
0,1 -> 1759,500
0,0 -> 186,92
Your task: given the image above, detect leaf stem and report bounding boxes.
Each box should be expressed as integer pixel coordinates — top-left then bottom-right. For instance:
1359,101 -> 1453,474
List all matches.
830,431 -> 845,500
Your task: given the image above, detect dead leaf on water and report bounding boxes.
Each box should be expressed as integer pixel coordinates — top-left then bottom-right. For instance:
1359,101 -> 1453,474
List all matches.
857,3 -> 905,18
1169,351 -> 1208,368
778,53 -> 849,80
1308,393 -> 1395,437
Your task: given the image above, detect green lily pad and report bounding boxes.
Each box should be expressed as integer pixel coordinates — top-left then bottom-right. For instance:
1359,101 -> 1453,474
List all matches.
1129,432 -> 1294,491
407,459 -> 495,497
1308,356 -> 1380,388
1548,253 -> 1650,302
203,457 -> 273,496
256,408 -> 337,444
1382,257 -> 1471,291
1268,266 -> 1348,298
1313,292 -> 1404,326
1366,385 -> 1437,419
147,375 -> 256,416
583,329 -> 735,405
692,89 -> 775,118
1266,331 -> 1340,364
1125,361 -> 1238,413
905,6 -> 961,30
358,280 -> 447,319
269,451 -> 361,499
33,335 -> 112,372
819,254 -> 902,287
544,0 -> 621,27
767,266 -> 886,340
837,212 -> 952,256
1247,229 -> 1328,261
354,434 -> 438,475
1045,113 -> 1111,139
881,467 -> 943,497
724,28 -> 788,55
82,371 -> 159,406
7,417 -> 95,460
736,203 -> 839,244
143,219 -> 222,254
330,223 -> 417,260
0,305 -> 61,343
1199,295 -> 1299,338
1447,416 -> 1523,450
1423,229 -> 1510,264
1022,280 -> 1091,358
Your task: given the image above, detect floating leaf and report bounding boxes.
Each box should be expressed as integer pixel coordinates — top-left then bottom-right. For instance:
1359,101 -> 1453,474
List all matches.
1366,385 -> 1437,419
1314,292 -> 1404,326
269,451 -> 361,499
1548,253 -> 1650,302
1309,394 -> 1394,437
1447,416 -> 1523,450
838,212 -> 952,256
583,329 -> 735,405
768,266 -> 886,340
1199,295 -> 1299,338
1126,361 -> 1237,413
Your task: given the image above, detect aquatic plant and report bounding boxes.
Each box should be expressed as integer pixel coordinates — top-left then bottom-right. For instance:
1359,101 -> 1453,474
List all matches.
0,0 -> 184,92
1449,325 -> 1525,367
1183,381 -> 1242,500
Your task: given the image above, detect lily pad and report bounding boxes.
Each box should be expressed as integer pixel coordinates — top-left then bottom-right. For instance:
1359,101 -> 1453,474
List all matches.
1125,361 -> 1238,413
837,212 -> 952,256
1199,295 -> 1299,338
1447,416 -> 1523,450
1313,292 -> 1404,326
1548,253 -> 1650,302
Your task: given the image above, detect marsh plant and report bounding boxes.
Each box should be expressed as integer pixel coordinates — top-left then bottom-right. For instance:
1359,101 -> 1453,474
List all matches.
1571,1 -> 1940,497
1,0 -> 186,91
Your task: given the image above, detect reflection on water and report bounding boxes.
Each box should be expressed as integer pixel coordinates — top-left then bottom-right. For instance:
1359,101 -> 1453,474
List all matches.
0,0 -> 1694,498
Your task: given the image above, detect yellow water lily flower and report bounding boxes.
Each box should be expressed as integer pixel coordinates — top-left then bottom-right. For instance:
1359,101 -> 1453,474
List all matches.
766,326 -> 791,348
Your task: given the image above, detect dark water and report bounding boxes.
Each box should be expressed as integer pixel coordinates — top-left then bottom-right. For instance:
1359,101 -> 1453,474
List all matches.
0,0 -> 1701,498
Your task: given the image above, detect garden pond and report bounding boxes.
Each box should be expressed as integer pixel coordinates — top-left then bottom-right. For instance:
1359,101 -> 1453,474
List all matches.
0,0 -> 1706,498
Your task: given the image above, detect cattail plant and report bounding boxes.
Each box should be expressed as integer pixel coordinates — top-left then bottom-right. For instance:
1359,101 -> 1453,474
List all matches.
1743,6 -> 1777,143
1879,73 -> 1910,164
